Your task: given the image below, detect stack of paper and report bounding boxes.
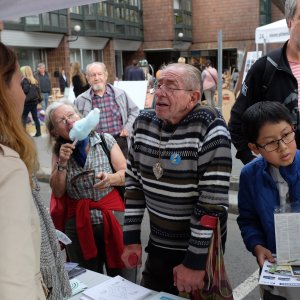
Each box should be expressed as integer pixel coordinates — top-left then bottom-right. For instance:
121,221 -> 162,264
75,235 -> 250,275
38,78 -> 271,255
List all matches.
80,275 -> 151,300
70,278 -> 88,296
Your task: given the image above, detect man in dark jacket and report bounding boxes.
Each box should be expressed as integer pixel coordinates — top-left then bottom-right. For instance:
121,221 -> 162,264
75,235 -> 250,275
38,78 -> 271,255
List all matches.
36,62 -> 51,111
229,0 -> 300,165
124,60 -> 145,81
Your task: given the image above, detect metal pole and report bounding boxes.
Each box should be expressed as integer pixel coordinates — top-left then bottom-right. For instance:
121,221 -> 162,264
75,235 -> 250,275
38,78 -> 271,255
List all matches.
217,30 -> 223,110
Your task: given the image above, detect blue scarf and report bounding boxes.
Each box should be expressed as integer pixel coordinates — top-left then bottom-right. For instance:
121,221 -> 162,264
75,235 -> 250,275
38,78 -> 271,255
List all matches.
72,137 -> 89,167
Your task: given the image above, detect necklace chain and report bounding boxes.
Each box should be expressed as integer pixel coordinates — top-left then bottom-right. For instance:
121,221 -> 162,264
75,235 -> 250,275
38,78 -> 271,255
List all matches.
153,127 -> 177,180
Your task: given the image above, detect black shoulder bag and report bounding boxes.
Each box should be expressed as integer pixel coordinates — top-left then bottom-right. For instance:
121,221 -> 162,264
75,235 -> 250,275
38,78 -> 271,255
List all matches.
100,133 -> 125,200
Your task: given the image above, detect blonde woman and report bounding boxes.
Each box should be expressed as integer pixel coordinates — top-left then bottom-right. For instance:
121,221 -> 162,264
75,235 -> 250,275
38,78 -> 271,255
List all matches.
70,61 -> 89,97
21,65 -> 41,137
0,42 -> 46,299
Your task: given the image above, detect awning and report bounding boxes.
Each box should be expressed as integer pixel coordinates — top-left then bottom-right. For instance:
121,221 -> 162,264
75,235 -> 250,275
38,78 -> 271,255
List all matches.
255,19 -> 289,44
114,39 -> 142,51
69,36 -> 108,50
1,30 -> 63,48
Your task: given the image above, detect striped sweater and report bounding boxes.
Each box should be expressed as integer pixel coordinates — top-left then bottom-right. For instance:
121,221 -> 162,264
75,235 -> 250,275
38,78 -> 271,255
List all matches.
123,104 -> 232,270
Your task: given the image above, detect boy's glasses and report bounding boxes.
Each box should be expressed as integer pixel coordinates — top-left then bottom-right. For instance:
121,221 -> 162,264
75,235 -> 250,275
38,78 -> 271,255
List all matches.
256,130 -> 295,152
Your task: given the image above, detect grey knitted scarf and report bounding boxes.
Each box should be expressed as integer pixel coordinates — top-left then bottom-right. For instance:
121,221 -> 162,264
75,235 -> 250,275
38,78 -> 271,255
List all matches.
32,177 -> 72,300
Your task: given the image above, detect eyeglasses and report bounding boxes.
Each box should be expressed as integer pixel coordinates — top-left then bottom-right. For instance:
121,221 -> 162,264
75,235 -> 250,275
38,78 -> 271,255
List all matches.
256,130 -> 295,152
56,113 -> 77,125
155,83 -> 193,94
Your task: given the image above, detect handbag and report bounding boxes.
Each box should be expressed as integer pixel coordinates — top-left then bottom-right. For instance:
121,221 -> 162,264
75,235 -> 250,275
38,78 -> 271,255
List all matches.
100,132 -> 125,200
36,85 -> 43,103
192,215 -> 233,300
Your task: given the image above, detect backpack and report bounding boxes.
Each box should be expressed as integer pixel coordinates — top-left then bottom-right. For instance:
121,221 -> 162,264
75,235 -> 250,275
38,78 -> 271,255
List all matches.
260,48 -> 281,99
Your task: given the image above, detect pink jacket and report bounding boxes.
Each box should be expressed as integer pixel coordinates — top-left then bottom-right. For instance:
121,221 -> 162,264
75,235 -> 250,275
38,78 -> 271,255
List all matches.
202,67 -> 218,90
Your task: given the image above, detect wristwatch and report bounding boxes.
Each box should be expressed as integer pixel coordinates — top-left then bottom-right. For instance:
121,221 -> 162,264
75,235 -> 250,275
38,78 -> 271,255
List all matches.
56,162 -> 67,172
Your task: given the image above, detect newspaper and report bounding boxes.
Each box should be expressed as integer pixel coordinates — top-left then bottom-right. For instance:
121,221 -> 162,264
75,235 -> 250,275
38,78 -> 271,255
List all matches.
275,213 -> 300,265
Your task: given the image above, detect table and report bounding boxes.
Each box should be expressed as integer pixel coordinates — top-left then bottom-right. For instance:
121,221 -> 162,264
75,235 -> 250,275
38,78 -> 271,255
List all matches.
68,269 -> 186,300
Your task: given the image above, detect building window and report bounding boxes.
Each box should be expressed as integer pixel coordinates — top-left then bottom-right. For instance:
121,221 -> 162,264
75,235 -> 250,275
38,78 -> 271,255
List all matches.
70,6 -> 81,14
25,15 -> 40,25
97,2 -> 114,17
173,0 -> 191,11
42,13 -> 50,26
50,14 -> 59,27
70,49 -> 103,70
260,0 -> 271,25
59,15 -> 67,28
85,20 -> 97,31
14,47 -> 44,71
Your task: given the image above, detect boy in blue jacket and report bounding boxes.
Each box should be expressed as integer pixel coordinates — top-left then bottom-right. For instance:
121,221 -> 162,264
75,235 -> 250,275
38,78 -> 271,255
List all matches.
238,101 -> 300,300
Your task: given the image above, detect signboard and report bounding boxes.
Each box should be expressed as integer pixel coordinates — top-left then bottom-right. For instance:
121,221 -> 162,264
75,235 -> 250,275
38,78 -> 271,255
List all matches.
113,80 -> 148,110
242,51 -> 262,82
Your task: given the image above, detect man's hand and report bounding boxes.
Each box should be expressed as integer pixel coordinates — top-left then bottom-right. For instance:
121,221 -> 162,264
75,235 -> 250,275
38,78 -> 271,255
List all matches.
120,128 -> 129,137
121,244 -> 142,269
254,245 -> 275,268
173,264 -> 205,293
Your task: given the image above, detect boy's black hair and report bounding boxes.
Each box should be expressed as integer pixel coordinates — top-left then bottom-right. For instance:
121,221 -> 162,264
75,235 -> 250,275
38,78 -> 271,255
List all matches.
242,101 -> 293,144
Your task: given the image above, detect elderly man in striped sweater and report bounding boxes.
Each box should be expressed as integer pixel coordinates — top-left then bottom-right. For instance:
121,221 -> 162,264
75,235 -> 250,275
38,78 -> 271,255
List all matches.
121,63 -> 232,296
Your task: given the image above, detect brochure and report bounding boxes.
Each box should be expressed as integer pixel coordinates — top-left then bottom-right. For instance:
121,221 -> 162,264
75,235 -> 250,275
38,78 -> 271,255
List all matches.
81,275 -> 151,300
259,260 -> 300,287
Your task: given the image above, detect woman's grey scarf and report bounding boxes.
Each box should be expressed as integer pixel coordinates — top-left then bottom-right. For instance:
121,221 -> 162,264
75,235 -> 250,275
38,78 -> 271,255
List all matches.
32,177 -> 72,299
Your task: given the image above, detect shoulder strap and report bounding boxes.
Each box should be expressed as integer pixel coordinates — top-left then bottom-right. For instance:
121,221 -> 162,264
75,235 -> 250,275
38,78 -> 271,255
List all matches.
100,133 -> 115,172
206,69 -> 218,85
261,48 -> 281,99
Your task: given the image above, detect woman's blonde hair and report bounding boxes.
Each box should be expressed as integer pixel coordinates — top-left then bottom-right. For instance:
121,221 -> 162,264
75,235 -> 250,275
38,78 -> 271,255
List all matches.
0,43 -> 38,184
20,65 -> 38,85
70,61 -> 87,85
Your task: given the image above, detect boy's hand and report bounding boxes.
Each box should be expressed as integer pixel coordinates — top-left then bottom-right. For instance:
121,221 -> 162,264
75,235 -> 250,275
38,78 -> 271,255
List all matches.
254,245 -> 275,267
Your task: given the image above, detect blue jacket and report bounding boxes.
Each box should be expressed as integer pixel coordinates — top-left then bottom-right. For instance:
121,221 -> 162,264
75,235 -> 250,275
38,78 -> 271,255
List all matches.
237,150 -> 300,255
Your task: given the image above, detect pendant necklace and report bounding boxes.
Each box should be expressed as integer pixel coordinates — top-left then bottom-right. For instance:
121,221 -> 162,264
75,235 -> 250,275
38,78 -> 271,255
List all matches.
153,127 -> 177,180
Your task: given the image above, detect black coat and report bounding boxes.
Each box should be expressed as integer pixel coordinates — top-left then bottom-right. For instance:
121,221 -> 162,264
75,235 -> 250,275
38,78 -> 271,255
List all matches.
21,78 -> 40,105
59,74 -> 68,94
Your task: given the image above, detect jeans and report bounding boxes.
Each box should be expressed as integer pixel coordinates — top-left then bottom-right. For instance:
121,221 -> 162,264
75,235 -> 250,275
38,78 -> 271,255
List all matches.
22,103 -> 41,135
204,87 -> 217,108
41,92 -> 49,111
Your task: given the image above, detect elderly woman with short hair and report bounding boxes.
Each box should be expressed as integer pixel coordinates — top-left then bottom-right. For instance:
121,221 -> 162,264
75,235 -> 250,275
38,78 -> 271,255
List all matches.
45,100 -> 134,280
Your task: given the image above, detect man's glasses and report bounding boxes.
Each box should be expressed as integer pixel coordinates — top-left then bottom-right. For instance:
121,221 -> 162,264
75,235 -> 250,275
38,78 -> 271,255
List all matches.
56,113 -> 76,125
155,83 -> 193,94
256,130 -> 295,152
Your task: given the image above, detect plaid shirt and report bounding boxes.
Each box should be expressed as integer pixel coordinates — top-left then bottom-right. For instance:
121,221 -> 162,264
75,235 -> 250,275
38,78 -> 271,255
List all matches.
66,132 -> 115,224
91,85 -> 123,135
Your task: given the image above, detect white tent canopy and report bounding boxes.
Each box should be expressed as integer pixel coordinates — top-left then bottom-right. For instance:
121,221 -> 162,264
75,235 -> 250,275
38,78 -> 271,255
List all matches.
255,18 -> 289,44
0,0 -> 102,21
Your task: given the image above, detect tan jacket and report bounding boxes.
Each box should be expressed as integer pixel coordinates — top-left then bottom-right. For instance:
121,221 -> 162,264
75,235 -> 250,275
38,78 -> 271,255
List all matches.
0,144 -> 45,300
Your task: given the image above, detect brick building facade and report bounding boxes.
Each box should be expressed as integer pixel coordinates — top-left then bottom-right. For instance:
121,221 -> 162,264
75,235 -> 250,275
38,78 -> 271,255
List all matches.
1,0 -> 285,91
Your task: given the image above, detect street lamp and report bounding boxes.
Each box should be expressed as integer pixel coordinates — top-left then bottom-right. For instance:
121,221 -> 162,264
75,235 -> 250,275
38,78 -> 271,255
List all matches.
178,32 -> 184,39
67,25 -> 81,42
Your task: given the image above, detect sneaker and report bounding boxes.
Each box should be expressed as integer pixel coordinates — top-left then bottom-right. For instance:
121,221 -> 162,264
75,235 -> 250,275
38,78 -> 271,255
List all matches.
34,133 -> 41,137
